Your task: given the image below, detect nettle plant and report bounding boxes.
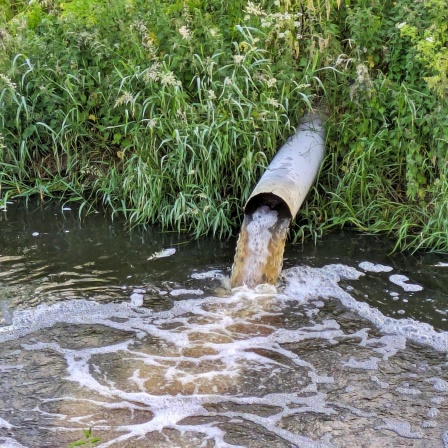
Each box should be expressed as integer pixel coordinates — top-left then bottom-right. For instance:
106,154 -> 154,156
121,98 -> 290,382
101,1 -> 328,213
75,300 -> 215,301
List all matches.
392,0 -> 448,201
397,0 -> 447,97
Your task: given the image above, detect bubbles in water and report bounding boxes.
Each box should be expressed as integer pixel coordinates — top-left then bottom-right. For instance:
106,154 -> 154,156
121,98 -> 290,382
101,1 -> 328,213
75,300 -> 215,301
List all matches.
191,270 -> 224,280
230,206 -> 290,288
170,289 -> 204,297
147,248 -> 176,261
375,419 -> 424,439
0,262 -> 447,447
389,274 -> 424,292
130,292 -> 144,307
359,261 -> 393,272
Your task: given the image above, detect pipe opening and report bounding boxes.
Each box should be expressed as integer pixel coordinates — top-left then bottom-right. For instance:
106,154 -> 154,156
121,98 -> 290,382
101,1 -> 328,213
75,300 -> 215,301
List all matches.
244,193 -> 292,221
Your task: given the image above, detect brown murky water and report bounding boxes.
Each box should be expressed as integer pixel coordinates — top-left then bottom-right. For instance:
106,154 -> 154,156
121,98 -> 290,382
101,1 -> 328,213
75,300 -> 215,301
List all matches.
0,200 -> 447,448
230,206 -> 290,288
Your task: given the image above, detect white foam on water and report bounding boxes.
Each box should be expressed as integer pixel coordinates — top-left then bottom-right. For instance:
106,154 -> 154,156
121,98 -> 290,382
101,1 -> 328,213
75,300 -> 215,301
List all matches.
17,292 -> 339,447
190,270 -> 224,280
343,357 -> 380,370
282,264 -> 448,353
0,438 -> 27,448
428,377 -> 448,392
395,387 -> 421,395
359,262 -> 393,272
0,418 -> 14,429
147,248 -> 176,261
130,293 -> 144,307
170,289 -> 204,297
1,262 -> 447,447
439,429 -> 448,447
389,274 -> 424,292
427,408 -> 439,418
370,375 -> 389,389
0,300 -> 152,343
375,419 -> 424,439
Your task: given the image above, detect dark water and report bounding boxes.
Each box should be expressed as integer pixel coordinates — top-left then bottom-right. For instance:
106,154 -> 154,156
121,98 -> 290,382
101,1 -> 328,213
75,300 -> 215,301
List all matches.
0,200 -> 447,448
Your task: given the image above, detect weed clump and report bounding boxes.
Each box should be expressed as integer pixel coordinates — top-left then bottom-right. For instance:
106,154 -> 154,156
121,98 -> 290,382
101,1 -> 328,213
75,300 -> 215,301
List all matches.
0,0 -> 447,252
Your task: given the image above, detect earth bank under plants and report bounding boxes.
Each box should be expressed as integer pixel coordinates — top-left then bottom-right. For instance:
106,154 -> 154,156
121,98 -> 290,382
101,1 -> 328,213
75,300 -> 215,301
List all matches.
0,0 -> 447,252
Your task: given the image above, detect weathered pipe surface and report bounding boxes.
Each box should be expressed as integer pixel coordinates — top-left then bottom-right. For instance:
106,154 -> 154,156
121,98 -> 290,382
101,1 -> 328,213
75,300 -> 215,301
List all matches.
244,113 -> 326,219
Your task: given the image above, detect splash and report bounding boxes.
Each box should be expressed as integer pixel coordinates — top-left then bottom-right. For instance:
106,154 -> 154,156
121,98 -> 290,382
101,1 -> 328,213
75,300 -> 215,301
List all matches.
230,206 -> 290,288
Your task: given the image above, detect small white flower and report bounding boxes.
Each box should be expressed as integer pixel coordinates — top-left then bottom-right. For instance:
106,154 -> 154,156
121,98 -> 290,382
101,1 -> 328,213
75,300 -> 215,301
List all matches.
179,26 -> 191,40
396,22 -> 407,29
177,108 -> 187,121
0,73 -> 17,90
266,77 -> 277,88
143,62 -> 161,83
233,55 -> 244,64
278,32 -> 285,39
208,89 -> 216,100
114,91 -> 134,108
224,77 -> 233,86
267,98 -> 280,108
356,64 -> 368,83
160,71 -> 181,86
244,1 -> 266,16
146,118 -> 157,129
426,36 -> 434,43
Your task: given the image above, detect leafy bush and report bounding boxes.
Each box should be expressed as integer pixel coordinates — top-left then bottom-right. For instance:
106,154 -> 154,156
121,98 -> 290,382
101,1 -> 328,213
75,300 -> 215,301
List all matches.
0,0 -> 447,251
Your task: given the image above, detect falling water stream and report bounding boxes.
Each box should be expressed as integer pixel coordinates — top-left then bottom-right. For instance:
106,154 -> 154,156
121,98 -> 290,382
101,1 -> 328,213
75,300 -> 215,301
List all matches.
230,206 -> 290,288
0,200 -> 447,448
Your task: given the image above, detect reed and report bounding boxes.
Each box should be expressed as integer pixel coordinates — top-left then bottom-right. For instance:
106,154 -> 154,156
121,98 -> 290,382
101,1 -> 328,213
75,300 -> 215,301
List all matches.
0,0 -> 447,252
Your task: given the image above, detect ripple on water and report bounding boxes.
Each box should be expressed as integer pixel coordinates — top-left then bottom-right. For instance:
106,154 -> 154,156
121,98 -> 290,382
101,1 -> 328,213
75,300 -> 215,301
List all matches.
0,264 -> 447,447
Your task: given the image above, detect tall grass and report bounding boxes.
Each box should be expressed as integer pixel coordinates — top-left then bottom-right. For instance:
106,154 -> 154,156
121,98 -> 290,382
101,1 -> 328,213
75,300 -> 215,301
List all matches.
0,0 -> 447,252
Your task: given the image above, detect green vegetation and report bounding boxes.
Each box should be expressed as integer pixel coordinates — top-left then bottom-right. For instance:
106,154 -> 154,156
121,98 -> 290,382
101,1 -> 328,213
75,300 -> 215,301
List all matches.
0,0 -> 447,252
67,427 -> 101,447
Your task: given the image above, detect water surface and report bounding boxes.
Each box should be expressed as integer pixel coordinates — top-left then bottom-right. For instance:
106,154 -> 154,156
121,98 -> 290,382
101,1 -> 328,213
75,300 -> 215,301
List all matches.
0,200 -> 447,447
